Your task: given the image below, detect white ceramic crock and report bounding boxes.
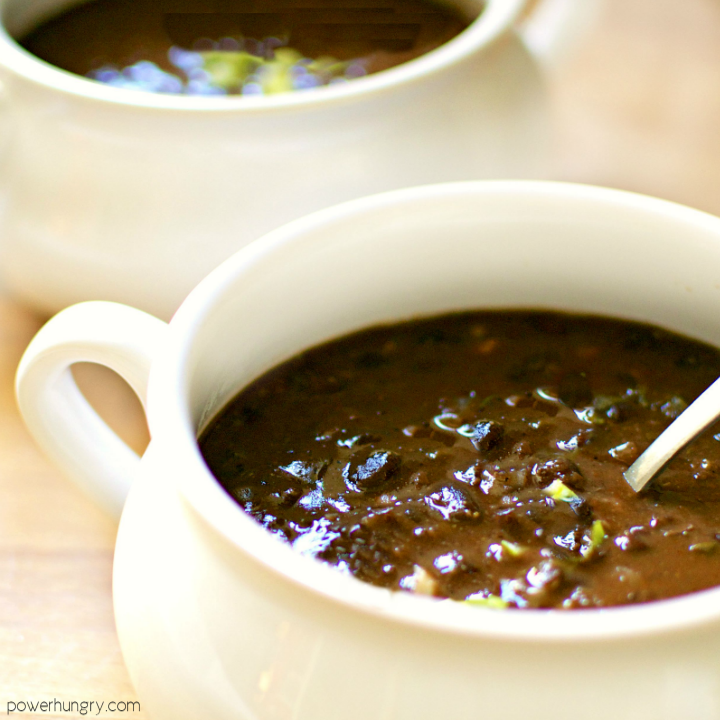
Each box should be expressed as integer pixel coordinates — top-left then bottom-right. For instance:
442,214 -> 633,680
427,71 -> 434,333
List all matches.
0,0 -> 557,320
18,180 -> 720,720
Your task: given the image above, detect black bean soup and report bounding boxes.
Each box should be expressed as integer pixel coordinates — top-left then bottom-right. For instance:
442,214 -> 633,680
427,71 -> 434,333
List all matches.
200,311 -> 720,610
19,0 -> 470,95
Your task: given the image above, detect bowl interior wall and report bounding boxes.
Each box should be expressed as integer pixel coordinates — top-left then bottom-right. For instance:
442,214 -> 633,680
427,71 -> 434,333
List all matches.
181,187 -> 720,434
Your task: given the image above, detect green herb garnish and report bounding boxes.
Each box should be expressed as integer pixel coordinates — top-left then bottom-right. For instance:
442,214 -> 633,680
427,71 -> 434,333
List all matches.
542,479 -> 579,503
500,540 -> 527,558
580,520 -> 606,559
461,594 -> 509,609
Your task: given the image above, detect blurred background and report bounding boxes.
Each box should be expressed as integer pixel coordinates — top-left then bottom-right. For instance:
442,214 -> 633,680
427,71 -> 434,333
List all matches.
3,0 -> 720,716
549,0 -> 720,216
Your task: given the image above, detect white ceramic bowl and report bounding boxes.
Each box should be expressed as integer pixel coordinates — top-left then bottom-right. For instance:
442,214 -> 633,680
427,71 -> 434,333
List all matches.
18,181 -> 720,720
0,0 -> 550,319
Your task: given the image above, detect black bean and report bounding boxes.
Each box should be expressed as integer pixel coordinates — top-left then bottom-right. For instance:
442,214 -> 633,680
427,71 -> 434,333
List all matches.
558,372 -> 592,408
508,352 -> 560,381
424,482 -> 482,522
606,401 -> 636,422
462,420 -> 504,452
660,396 -> 687,420
280,459 -> 328,484
240,405 -> 262,423
279,485 -> 303,507
526,559 -> 565,594
553,528 -> 584,553
402,424 -> 431,438
531,458 -> 585,491
615,532 -> 650,552
355,351 -> 386,369
512,440 -> 534,457
344,450 -> 401,491
608,441 -> 640,465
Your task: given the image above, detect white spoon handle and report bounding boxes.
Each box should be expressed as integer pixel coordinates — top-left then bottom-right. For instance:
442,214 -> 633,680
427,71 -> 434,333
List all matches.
624,376 -> 720,492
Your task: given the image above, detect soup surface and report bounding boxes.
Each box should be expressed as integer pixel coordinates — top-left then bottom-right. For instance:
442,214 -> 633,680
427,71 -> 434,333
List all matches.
200,311 -> 720,609
20,0 -> 470,95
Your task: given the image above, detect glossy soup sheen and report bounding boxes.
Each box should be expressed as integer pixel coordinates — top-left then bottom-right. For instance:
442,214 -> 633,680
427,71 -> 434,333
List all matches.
19,0 -> 470,95
200,311 -> 720,609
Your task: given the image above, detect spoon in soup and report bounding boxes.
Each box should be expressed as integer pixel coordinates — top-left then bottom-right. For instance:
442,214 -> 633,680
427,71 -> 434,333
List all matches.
624,376 -> 720,491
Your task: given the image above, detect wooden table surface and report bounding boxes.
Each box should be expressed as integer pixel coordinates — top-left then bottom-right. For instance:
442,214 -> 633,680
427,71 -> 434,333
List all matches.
4,0 -> 720,715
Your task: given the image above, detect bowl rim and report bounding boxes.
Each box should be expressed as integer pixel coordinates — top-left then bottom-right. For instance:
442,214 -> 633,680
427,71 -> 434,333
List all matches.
149,179 -> 720,643
0,0 -> 525,113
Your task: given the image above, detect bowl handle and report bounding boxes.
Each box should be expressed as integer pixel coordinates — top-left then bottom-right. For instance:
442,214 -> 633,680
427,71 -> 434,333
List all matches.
15,302 -> 167,519
518,0 -> 602,65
